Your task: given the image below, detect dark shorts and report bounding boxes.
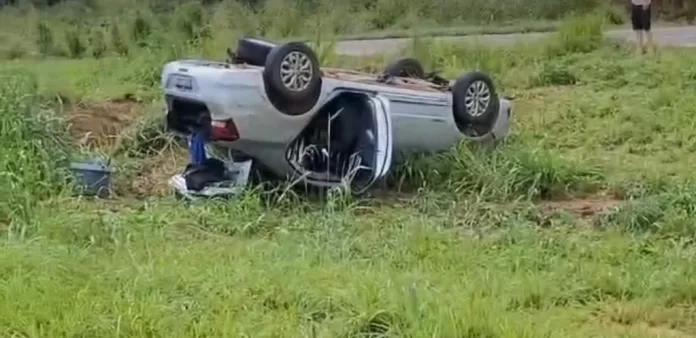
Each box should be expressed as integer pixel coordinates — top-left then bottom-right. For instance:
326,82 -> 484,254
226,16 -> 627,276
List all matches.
631,4 -> 651,31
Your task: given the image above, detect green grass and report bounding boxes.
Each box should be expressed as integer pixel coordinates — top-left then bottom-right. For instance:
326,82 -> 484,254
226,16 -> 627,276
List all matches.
4,198 -> 696,337
296,20 -> 562,41
3,11 -> 696,337
0,57 -> 155,101
0,0 -> 662,60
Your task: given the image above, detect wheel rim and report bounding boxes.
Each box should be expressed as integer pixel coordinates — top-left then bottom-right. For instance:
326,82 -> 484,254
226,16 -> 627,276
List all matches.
464,80 -> 491,117
280,51 -> 313,92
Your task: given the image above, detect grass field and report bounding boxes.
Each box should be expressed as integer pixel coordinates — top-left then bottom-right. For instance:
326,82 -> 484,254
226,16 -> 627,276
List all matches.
2,8 -> 696,338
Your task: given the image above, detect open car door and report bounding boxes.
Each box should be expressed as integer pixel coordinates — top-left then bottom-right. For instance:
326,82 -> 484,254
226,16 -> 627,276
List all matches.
285,93 -> 393,195
346,94 -> 393,194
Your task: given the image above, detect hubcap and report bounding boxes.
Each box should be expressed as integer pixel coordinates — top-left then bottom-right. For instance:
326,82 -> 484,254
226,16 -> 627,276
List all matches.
464,80 -> 491,117
280,51 -> 313,92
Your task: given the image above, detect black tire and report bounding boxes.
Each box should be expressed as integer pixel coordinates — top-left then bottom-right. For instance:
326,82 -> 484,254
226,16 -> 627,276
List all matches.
263,41 -> 322,103
451,71 -> 500,133
383,58 -> 425,78
235,37 -> 276,66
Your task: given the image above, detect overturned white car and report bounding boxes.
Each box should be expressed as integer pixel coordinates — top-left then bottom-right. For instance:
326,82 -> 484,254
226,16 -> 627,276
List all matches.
162,37 -> 513,195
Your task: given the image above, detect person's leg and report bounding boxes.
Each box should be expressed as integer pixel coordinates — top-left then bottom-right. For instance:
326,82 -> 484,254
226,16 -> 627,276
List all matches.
189,129 -> 211,166
643,5 -> 654,54
631,4 -> 644,54
636,30 -> 645,54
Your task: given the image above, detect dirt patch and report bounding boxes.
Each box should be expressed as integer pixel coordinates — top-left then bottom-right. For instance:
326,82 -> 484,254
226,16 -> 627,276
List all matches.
539,191 -> 623,217
67,99 -> 143,148
590,302 -> 696,338
597,322 -> 696,338
127,148 -> 189,198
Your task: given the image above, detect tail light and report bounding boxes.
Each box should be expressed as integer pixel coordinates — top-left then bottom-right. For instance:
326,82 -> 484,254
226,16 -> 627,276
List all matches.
210,119 -> 239,141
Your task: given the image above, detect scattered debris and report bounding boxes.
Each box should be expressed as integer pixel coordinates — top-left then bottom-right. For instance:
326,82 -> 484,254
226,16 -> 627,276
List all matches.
169,158 -> 253,200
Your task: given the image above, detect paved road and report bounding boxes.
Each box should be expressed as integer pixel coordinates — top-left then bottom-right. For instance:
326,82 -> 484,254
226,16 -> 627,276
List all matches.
334,26 -> 696,56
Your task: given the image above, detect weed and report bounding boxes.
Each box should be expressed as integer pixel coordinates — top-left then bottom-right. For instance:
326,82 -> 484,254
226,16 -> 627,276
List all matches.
546,12 -> 605,56
598,184 -> 696,239
65,28 -> 86,58
533,61 -> 578,86
0,35 -> 29,59
174,1 -> 206,43
109,22 -> 128,56
131,11 -> 151,47
35,20 -> 54,56
114,109 -> 180,158
88,27 -> 107,59
0,70 -> 74,233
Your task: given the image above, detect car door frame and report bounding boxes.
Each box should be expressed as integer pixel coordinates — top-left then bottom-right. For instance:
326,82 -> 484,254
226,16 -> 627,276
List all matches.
295,92 -> 393,195
356,94 -> 392,193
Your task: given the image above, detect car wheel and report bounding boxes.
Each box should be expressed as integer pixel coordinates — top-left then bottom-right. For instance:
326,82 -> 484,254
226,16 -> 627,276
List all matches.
263,41 -> 322,114
451,71 -> 500,134
235,37 -> 276,66
383,58 -> 425,78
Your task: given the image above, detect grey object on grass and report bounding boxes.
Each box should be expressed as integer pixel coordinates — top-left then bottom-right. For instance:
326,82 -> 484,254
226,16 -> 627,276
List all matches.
69,160 -> 112,198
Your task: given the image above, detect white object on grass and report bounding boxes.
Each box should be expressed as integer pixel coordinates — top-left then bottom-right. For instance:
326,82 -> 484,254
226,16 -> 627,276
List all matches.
169,159 -> 253,200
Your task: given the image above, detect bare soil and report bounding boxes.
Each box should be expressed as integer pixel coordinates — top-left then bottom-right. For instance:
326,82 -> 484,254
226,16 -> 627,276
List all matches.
539,191 -> 623,217
67,99 -> 142,148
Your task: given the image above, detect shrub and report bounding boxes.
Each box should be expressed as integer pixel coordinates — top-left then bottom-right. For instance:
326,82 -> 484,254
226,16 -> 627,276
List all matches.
109,23 -> 129,56
131,11 -> 151,47
65,28 -> 86,58
89,27 -> 107,58
533,62 -> 578,86
547,12 -> 605,56
35,20 -> 54,56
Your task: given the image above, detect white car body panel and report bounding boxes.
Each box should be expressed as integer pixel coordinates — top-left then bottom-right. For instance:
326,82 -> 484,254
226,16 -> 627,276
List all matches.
162,59 -> 512,192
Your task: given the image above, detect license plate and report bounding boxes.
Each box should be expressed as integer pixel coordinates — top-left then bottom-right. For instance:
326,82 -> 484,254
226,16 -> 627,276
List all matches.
175,78 -> 192,91
170,75 -> 193,91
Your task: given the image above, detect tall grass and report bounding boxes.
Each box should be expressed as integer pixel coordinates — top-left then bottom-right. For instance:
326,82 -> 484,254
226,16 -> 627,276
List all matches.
0,70 -> 74,234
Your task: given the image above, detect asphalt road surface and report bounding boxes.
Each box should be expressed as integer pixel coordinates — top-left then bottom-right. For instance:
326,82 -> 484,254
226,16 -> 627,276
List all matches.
334,26 -> 696,56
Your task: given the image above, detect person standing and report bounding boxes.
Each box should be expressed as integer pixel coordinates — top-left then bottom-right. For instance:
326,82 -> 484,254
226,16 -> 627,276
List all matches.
631,0 -> 653,54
